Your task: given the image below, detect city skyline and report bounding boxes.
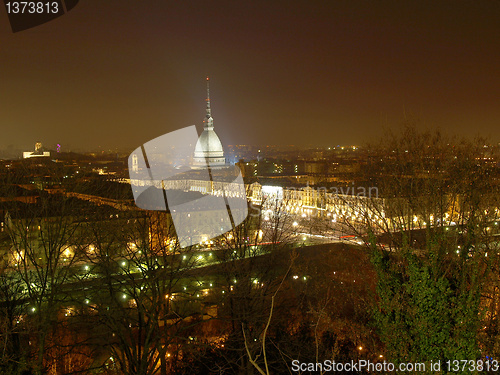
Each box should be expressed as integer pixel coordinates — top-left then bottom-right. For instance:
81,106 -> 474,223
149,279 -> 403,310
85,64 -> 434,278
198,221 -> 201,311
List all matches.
1,1 -> 499,151
1,2 -> 499,370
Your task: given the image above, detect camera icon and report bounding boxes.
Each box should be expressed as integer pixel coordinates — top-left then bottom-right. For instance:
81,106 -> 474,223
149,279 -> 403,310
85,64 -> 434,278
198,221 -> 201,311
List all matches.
128,125 -> 248,248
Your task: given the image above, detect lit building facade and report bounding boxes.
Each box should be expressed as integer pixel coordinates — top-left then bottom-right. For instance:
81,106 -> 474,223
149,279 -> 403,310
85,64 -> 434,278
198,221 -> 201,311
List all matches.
23,142 -> 50,159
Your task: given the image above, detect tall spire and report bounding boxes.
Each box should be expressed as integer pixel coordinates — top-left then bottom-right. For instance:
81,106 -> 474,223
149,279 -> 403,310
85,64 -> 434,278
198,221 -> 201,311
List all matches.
204,76 -> 213,129
206,76 -> 211,115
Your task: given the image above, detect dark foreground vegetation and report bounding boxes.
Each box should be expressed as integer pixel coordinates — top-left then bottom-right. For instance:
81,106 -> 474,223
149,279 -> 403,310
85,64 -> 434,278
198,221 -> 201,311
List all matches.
0,125 -> 499,374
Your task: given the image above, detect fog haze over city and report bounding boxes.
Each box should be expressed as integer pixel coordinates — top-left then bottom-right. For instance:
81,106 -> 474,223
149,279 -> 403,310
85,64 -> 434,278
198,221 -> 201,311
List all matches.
1,2 -> 500,374
1,0 -> 499,152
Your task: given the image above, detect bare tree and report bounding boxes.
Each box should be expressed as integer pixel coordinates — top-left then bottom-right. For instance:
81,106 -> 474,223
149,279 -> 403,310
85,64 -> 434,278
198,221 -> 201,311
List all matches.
341,123 -> 500,363
1,161 -> 101,374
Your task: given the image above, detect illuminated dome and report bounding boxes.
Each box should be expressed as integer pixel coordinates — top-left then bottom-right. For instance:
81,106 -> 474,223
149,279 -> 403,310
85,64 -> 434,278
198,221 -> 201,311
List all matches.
193,77 -> 226,167
194,128 -> 224,159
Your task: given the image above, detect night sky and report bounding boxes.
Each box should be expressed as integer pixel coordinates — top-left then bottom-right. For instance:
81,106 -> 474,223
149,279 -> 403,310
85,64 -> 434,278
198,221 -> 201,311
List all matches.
1,0 -> 499,151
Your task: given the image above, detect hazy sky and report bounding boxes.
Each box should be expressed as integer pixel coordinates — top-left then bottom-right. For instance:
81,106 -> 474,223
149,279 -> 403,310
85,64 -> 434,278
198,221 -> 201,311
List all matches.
1,0 -> 499,151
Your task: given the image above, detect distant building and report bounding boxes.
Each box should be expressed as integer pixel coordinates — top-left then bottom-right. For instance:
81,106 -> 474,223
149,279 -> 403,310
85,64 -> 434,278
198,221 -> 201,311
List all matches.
23,142 -> 50,159
193,77 -> 226,168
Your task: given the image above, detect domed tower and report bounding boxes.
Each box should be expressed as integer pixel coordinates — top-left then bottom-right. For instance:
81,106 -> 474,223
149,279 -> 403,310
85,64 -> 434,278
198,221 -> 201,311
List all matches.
193,77 -> 226,167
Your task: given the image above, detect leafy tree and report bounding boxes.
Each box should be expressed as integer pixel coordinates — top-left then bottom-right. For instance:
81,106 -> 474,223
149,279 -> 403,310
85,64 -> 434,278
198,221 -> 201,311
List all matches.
351,123 -> 499,366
